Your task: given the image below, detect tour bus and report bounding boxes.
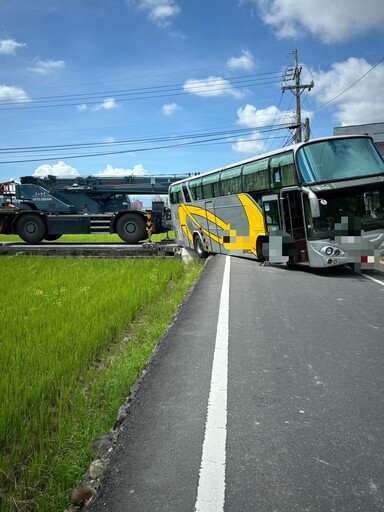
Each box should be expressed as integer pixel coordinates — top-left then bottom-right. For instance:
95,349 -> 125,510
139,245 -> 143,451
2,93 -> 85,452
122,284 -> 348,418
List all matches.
169,135 -> 384,269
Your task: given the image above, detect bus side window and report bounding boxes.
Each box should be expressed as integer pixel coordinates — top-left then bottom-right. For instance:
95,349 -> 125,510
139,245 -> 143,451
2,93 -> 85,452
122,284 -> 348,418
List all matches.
212,176 -> 221,197
182,183 -> 191,202
243,159 -> 269,192
273,167 -> 281,186
202,175 -> 218,199
282,162 -> 298,186
189,178 -> 202,200
220,167 -> 242,195
270,152 -> 297,189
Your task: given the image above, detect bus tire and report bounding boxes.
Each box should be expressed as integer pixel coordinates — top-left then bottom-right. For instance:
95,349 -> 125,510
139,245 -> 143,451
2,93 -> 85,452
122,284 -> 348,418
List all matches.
194,235 -> 208,259
256,236 -> 268,261
17,214 -> 46,244
116,213 -> 147,244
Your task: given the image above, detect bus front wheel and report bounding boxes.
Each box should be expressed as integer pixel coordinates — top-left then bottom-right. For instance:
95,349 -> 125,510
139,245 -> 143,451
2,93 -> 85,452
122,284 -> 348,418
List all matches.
194,235 -> 208,259
256,236 -> 268,262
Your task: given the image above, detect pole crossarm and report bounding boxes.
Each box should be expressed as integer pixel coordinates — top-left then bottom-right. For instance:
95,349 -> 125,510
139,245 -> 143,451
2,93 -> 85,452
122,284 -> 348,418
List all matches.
282,82 -> 314,92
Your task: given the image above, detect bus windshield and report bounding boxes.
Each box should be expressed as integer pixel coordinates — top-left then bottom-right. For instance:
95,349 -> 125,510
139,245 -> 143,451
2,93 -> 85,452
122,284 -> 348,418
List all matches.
307,187 -> 384,239
297,137 -> 384,183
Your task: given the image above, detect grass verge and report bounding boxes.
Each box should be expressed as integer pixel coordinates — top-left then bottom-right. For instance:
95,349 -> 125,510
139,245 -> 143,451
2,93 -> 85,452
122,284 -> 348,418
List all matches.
0,256 -> 202,511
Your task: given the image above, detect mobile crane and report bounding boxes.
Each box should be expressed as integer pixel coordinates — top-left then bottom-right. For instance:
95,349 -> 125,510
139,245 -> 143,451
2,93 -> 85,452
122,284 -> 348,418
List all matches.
0,174 -> 186,244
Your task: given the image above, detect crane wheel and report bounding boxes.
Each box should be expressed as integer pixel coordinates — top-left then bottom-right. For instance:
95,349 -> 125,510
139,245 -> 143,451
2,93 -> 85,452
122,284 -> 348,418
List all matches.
116,213 -> 147,244
17,214 -> 46,244
45,234 -> 62,241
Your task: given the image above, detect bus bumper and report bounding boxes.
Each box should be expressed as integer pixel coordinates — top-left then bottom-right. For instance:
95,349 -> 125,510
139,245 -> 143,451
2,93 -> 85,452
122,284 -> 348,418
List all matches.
308,230 -> 384,269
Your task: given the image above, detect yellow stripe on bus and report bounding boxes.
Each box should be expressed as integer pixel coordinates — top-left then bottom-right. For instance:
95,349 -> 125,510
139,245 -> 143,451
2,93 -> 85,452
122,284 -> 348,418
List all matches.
178,195 -> 266,256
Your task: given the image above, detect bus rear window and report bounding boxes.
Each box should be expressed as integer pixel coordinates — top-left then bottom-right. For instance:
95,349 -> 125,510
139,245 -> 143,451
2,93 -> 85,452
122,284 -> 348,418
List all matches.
169,185 -> 183,204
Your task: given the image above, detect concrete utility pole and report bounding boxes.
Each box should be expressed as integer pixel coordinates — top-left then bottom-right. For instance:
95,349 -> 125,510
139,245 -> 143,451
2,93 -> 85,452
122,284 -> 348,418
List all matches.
282,50 -> 314,143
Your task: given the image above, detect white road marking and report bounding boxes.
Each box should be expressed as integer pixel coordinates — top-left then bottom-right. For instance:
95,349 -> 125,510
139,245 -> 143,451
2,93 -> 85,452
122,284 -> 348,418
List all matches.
363,274 -> 384,286
194,256 -> 230,512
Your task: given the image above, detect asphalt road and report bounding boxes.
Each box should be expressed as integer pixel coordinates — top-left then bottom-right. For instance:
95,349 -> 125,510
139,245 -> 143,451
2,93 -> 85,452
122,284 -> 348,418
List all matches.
88,255 -> 384,512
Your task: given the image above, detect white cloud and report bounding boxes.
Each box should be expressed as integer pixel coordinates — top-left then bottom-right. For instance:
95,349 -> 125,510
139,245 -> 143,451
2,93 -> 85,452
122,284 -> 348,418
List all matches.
0,85 -> 30,103
312,57 -> 384,126
33,162 -> 149,178
162,102 -> 180,115
232,132 -> 265,154
78,99 -> 119,112
32,162 -> 149,179
236,104 -> 296,128
0,38 -> 26,55
254,0 -> 384,43
233,103 -> 314,152
94,164 -> 148,176
227,50 -> 255,71
27,59 -> 65,75
92,98 -> 119,111
184,76 -> 246,99
127,0 -> 181,26
33,161 -> 80,177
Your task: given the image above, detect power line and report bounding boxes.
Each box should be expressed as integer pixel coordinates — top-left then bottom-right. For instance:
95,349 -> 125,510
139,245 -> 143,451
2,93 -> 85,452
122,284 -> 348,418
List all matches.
0,72 -> 283,111
259,91 -> 285,154
0,71 -> 283,103
17,64 -> 277,93
0,124 -> 292,164
0,124 -> 291,154
312,56 -> 384,111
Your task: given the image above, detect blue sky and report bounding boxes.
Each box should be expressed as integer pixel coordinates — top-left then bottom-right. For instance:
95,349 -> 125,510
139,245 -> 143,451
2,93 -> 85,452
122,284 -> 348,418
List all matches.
0,0 -> 383,186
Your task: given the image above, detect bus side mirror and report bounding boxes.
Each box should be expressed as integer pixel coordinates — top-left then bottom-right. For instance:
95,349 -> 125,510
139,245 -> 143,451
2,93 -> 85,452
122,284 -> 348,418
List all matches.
302,187 -> 320,218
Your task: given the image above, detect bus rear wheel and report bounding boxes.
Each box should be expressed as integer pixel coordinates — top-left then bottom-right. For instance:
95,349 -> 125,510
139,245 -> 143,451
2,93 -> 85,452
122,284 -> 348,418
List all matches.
116,213 -> 147,244
17,214 -> 46,244
194,235 -> 208,259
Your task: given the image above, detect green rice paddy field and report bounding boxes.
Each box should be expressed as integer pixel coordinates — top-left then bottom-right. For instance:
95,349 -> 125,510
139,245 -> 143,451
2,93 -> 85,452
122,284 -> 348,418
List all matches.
0,252 -> 201,511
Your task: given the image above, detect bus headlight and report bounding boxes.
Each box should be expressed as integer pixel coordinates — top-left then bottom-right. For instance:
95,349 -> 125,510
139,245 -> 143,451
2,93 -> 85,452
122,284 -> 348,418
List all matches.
321,246 -> 345,258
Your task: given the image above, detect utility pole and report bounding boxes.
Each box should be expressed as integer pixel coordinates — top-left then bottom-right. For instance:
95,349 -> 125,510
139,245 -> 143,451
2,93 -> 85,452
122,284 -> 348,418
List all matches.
282,50 -> 314,143
304,118 -> 310,142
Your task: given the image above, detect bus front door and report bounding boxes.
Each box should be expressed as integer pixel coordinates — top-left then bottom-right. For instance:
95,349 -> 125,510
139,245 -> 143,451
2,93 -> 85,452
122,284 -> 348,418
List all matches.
262,195 -> 282,233
261,195 -> 285,262
281,189 -> 309,263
